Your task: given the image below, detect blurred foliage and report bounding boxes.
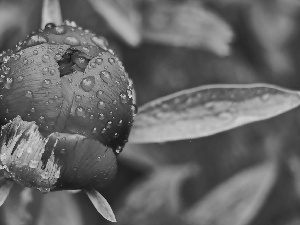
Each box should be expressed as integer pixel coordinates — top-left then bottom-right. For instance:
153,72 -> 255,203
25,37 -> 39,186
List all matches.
1,0 -> 300,224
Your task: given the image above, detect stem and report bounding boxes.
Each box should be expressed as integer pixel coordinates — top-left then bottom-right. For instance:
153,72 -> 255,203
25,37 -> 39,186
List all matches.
41,0 -> 63,29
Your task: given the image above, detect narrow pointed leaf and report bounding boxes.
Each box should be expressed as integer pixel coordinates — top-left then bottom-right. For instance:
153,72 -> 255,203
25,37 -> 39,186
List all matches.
129,83 -> 300,143
88,0 -> 141,46
85,189 -> 116,222
41,0 -> 62,28
0,178 -> 13,206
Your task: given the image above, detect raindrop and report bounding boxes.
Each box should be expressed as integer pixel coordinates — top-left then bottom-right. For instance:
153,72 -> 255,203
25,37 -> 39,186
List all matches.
98,113 -> 104,120
261,93 -> 270,101
45,101 -> 49,106
50,69 -> 56,75
89,114 -> 94,120
42,79 -> 52,88
41,171 -> 50,179
42,54 -> 50,63
108,58 -> 115,64
80,76 -> 95,92
0,75 -> 4,83
90,62 -> 96,68
75,107 -> 85,117
3,66 -> 10,75
96,90 -> 103,98
112,100 -> 117,105
42,67 -> 49,75
33,50 -> 38,55
31,107 -> 35,113
17,76 -> 24,82
29,160 -> 39,168
26,90 -> 33,98
101,128 -> 106,133
113,133 -> 119,138
116,146 -> 122,154
45,23 -> 55,29
23,58 -> 28,65
75,95 -> 82,102
55,54 -> 62,60
106,121 -> 112,129
118,120 -> 123,126
100,71 -> 111,83
64,36 -> 80,46
97,101 -> 105,109
92,127 -> 97,133
120,74 -> 126,81
39,115 -> 45,123
54,170 -> 60,178
0,95 -> 3,100
53,26 -> 66,34
4,77 -> 13,89
95,58 -> 103,65
120,93 -> 127,104
91,36 -> 108,50
131,104 -> 138,116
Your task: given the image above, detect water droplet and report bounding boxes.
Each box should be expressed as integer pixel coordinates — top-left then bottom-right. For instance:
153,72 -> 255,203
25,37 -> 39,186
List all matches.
75,107 -> 85,117
95,58 -> 103,65
0,75 -> 5,83
101,128 -> 107,133
113,100 -> 117,104
113,133 -> 119,138
29,160 -> 39,168
17,75 -> 24,82
55,54 -> 62,60
116,146 -> 123,154
0,95 -> 3,100
23,58 -> 28,65
54,170 -> 60,178
4,77 -> 13,89
98,113 -> 104,120
27,35 -> 48,47
92,127 -> 97,133
41,171 -> 49,179
50,69 -> 56,75
261,93 -> 270,101
108,58 -> 115,64
91,37 -> 107,50
75,95 -> 82,101
118,120 -> 123,126
42,79 -> 52,88
97,101 -> 105,109
26,90 -> 33,98
33,50 -> 38,55
31,107 -> 35,113
106,121 -> 112,129
3,66 -> 10,75
45,23 -> 56,29
120,93 -> 127,104
42,67 -> 49,75
90,62 -> 96,68
89,114 -> 94,119
100,71 -> 111,83
42,54 -> 50,63
96,90 -> 103,98
39,115 -> 45,123
64,36 -> 80,46
80,76 -> 95,92
131,104 -> 138,116
53,26 -> 66,34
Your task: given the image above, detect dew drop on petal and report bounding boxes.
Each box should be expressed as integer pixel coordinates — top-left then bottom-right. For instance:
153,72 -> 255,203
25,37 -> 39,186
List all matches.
4,77 -> 13,89
96,90 -> 103,98
97,101 -> 105,109
41,171 -> 50,179
91,36 -> 107,50
33,50 -> 38,55
98,113 -> 104,120
80,76 -> 95,92
75,95 -> 82,102
55,54 -> 62,60
53,26 -> 66,34
42,67 -> 49,75
95,58 -> 103,65
131,104 -> 138,116
100,71 -> 111,83
261,93 -> 270,101
26,90 -> 33,99
106,121 -> 112,129
42,79 -> 52,88
120,93 -> 127,104
116,146 -> 123,154
118,119 -> 123,126
92,127 -> 97,134
101,128 -> 106,134
39,115 -> 45,123
108,58 -> 115,64
42,54 -> 50,62
17,76 -> 24,82
75,106 -> 85,117
29,160 -> 39,168
50,69 -> 56,75
64,36 -> 80,46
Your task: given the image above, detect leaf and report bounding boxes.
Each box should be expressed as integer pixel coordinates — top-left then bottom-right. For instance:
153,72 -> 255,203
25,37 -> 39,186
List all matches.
117,164 -> 200,225
85,189 -> 117,222
88,0 -> 141,46
129,83 -> 300,143
41,0 -> 63,28
37,191 -> 83,225
141,1 -> 233,56
184,162 -> 277,225
0,178 -> 13,206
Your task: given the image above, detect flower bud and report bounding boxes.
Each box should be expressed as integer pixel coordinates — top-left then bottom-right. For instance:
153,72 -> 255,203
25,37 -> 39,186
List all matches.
0,21 -> 136,192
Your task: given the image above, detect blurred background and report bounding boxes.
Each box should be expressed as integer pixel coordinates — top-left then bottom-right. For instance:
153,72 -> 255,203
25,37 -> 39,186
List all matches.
1,0 -> 300,224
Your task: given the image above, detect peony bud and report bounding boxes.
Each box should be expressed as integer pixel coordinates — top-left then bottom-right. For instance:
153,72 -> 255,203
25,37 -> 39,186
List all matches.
0,21 -> 136,221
